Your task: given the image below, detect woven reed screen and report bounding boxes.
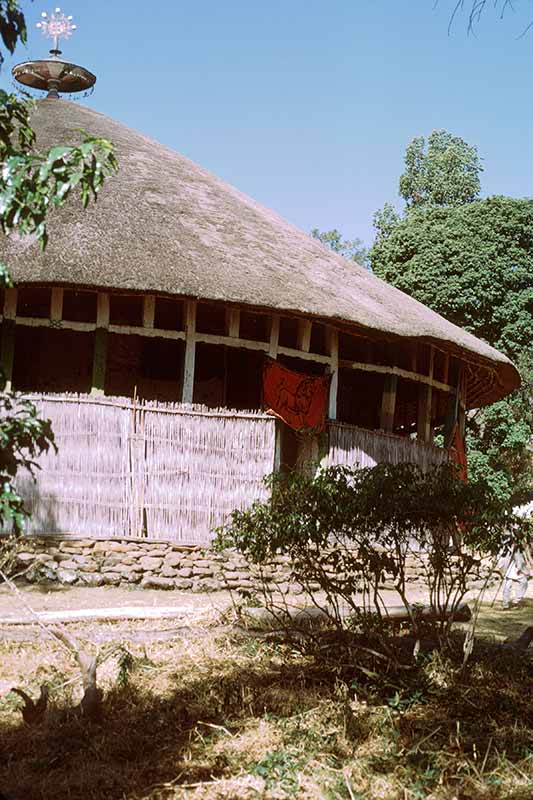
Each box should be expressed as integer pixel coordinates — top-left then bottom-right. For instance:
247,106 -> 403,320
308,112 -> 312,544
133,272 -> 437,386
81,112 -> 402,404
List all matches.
326,422 -> 449,471
6,395 -> 276,543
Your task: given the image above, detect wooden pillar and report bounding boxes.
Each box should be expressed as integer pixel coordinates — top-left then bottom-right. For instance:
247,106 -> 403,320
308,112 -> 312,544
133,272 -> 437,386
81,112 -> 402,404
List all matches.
182,300 -> 197,404
1,289 -> 17,391
380,373 -> 397,433
50,288 -> 63,323
326,328 -> 339,420
269,315 -> 280,358
91,292 -> 110,396
226,308 -> 240,338
417,347 -> 434,443
297,319 -> 311,352
143,295 -> 155,329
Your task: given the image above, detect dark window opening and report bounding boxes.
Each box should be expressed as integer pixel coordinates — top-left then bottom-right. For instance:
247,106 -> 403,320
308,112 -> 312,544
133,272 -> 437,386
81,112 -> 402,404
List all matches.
309,322 -> 328,356
339,332 -> 368,363
393,378 -> 419,434
278,317 -> 298,349
17,287 -> 51,319
193,342 -> 226,407
13,326 -> 93,393
226,348 -> 263,410
337,369 -> 384,429
154,297 -> 183,331
109,294 -> 143,327
277,354 -> 326,376
63,290 -> 97,324
240,311 -> 269,342
196,302 -> 226,336
105,333 -> 183,401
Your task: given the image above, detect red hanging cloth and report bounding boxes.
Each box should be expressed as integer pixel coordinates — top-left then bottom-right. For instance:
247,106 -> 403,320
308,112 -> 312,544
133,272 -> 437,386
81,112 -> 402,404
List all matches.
263,358 -> 331,433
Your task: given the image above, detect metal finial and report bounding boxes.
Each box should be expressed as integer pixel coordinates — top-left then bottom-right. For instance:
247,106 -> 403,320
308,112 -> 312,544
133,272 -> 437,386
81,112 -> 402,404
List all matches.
12,7 -> 95,99
36,7 -> 77,55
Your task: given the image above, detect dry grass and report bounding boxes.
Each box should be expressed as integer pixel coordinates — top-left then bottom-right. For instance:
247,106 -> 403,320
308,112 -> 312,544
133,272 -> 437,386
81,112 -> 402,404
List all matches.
0,607 -> 531,800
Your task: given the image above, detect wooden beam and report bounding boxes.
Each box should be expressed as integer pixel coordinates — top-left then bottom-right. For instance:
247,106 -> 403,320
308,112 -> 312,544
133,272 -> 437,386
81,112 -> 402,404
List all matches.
326,328 -> 339,420
91,294 -> 110,396
50,288 -> 63,322
4,288 -> 17,320
1,290 -> 17,392
380,374 -> 397,433
269,314 -> 280,358
417,384 -> 432,443
182,300 -> 197,404
143,295 -> 155,329
91,328 -> 108,396
297,320 -> 312,352
226,308 -> 240,338
339,359 -> 453,394
442,352 -> 450,385
96,292 -> 110,328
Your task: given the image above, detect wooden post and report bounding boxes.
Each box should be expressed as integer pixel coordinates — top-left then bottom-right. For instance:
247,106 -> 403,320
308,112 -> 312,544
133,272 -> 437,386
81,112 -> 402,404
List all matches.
326,328 -> 339,420
417,348 -> 434,442
380,374 -> 397,432
269,314 -> 280,358
297,319 -> 312,352
226,308 -> 240,338
1,289 -> 17,391
50,288 -> 63,323
143,295 -> 155,329
91,293 -> 110,396
182,300 -> 197,403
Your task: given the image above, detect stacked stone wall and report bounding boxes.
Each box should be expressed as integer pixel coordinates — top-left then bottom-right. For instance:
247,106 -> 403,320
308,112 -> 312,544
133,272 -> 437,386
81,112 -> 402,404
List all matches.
10,538 -> 493,594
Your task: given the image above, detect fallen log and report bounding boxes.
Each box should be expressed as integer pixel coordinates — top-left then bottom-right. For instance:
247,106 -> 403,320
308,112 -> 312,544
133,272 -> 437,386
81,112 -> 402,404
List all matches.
241,602 -> 471,628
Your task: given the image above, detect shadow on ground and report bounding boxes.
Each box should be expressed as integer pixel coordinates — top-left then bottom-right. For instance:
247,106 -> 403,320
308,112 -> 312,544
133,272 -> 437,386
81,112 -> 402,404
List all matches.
0,631 -> 531,800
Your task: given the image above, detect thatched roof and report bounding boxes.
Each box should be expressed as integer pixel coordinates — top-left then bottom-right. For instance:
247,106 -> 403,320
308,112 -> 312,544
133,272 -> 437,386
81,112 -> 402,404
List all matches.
2,99 -> 519,402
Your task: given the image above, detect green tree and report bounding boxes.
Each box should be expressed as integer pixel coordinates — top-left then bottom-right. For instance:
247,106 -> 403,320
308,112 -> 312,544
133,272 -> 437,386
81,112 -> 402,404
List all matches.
370,195 -> 533,505
311,227 -> 368,267
399,130 -> 482,209
0,2 -> 118,531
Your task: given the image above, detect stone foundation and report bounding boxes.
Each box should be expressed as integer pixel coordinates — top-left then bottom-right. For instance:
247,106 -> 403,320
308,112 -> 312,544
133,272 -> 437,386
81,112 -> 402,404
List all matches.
11,538 -> 493,593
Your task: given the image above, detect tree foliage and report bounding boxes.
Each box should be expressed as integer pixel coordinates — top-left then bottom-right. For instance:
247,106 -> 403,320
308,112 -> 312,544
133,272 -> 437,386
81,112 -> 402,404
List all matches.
311,227 -> 368,267
0,2 -> 118,530
370,181 -> 533,503
399,130 -> 482,209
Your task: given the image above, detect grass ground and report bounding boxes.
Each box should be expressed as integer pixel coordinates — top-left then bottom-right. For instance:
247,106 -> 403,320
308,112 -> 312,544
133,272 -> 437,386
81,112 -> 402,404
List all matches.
0,598 -> 531,800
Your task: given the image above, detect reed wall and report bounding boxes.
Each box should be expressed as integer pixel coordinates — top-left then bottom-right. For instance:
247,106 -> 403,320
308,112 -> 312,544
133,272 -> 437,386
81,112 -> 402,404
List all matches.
6,394 -> 276,543
326,422 -> 448,471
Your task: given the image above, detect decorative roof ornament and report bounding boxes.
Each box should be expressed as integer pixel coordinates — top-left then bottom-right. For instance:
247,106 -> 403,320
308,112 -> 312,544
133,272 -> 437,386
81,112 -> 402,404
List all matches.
12,6 -> 96,99
36,7 -> 77,55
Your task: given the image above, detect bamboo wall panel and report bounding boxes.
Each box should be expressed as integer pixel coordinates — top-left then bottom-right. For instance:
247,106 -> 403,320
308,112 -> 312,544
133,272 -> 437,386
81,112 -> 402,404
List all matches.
4,394 -> 276,543
326,422 -> 448,472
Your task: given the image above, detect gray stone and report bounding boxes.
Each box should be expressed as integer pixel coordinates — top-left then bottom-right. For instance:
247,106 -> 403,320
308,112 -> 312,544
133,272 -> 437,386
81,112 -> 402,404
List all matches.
176,567 -> 192,578
104,555 -> 136,567
56,559 -> 79,571
192,578 -> 222,593
77,561 -> 98,572
56,568 -> 77,585
164,554 -> 184,568
102,572 -> 122,585
161,566 -> 178,578
140,576 -> 174,590
139,556 -> 163,571
224,570 -> 250,581
144,548 -> 169,557
174,578 -> 193,590
192,566 -> 214,577
78,573 -> 104,587
17,552 -> 37,563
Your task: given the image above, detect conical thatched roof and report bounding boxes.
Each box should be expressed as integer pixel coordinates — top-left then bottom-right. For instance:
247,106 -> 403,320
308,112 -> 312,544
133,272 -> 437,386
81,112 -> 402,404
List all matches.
2,99 -> 519,402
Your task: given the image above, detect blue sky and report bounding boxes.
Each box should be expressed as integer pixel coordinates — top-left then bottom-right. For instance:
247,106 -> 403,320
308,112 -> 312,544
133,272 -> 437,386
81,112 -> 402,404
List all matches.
2,1 -> 533,247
